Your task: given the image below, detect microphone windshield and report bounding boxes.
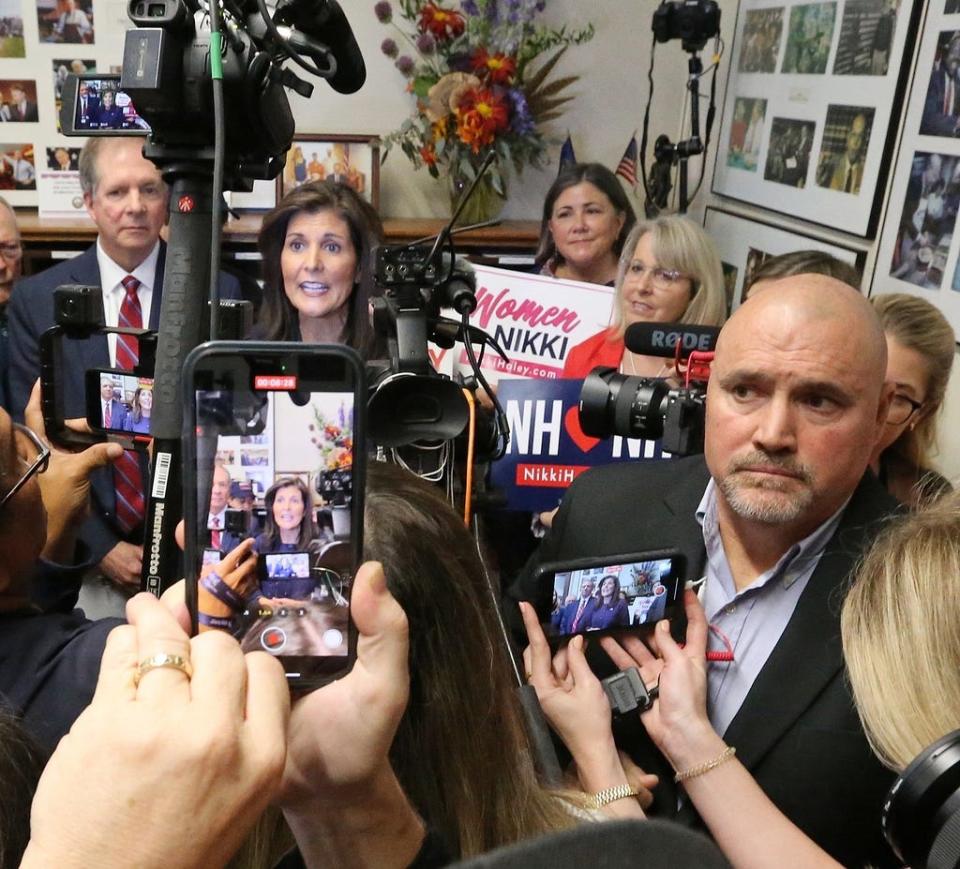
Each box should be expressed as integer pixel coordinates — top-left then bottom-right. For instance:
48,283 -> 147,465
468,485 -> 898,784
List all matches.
624,322 -> 720,358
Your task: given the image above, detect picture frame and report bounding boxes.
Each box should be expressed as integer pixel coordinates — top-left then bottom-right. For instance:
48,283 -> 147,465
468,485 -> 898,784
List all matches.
712,0 -> 922,237
704,206 -> 866,313
276,134 -> 380,208
871,7 -> 960,338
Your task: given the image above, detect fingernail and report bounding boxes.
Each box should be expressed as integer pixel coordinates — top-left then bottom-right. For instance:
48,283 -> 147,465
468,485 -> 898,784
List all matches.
659,619 -> 670,632
574,635 -> 584,650
367,561 -> 387,594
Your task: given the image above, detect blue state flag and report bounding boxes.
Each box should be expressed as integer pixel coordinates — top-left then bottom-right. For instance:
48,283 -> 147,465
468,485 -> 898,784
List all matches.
558,133 -> 577,172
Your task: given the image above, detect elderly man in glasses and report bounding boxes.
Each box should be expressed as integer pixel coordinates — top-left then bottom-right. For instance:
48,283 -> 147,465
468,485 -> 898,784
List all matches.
0,196 -> 21,411
0,385 -> 124,747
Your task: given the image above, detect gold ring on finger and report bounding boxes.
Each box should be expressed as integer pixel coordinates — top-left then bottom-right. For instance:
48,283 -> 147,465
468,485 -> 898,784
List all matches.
135,653 -> 193,687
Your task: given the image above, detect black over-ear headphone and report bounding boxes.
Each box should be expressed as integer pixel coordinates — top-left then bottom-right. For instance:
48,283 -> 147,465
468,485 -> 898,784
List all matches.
882,729 -> 960,869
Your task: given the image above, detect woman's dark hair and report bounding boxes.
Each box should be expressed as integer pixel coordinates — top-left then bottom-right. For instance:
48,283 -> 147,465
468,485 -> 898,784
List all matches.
130,386 -> 150,424
534,162 -> 637,270
260,477 -> 316,551
598,573 -> 621,602
255,180 -> 384,358
364,463 -> 576,857
0,709 -> 47,868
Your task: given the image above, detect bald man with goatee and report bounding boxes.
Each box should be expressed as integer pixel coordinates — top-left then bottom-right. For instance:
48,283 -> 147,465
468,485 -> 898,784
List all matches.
515,275 -> 902,867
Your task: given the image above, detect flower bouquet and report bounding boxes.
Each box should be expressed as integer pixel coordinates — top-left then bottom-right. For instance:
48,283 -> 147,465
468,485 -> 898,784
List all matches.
375,0 -> 594,222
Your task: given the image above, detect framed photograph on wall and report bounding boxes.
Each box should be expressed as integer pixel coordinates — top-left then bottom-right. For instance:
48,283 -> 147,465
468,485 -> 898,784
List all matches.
872,6 -> 960,337
712,0 -> 922,237
276,134 -> 380,207
704,206 -> 866,312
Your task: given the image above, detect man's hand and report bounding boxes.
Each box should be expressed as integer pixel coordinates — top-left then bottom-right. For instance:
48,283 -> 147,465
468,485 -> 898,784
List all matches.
99,542 -> 143,590
22,593 -> 289,869
25,380 -> 123,561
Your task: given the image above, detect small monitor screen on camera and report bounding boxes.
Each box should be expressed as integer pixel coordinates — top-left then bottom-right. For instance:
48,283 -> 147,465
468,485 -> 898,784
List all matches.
265,552 -> 311,579
74,79 -> 150,132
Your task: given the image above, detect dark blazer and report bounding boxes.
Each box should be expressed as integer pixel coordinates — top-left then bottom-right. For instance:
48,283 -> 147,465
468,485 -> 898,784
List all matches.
7,242 -> 241,564
102,396 -> 127,430
511,455 -> 901,868
921,65 -> 960,137
558,595 -> 599,635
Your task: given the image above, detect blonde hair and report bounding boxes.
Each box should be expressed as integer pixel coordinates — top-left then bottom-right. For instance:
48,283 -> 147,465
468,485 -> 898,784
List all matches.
841,490 -> 960,770
610,217 -> 727,337
871,293 -> 955,470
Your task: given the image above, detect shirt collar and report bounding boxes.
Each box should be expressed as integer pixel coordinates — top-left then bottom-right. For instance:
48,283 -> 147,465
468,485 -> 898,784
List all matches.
96,238 -> 160,295
696,478 -> 851,592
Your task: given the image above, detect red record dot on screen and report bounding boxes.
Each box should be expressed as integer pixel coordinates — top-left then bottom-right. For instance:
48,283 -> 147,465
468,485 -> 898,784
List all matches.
260,627 -> 287,653
653,584 -> 666,596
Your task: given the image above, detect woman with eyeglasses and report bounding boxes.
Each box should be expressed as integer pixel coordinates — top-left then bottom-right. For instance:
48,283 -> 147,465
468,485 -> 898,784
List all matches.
869,293 -> 955,508
561,216 -> 728,378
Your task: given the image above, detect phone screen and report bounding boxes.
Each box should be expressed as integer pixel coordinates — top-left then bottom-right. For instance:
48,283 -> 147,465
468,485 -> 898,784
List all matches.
86,369 -> 155,435
186,343 -> 364,688
541,553 -> 683,641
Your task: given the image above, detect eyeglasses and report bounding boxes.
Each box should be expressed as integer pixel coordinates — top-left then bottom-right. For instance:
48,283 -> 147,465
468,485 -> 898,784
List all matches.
0,424 -> 50,510
627,261 -> 689,290
0,242 -> 21,260
886,393 -> 924,426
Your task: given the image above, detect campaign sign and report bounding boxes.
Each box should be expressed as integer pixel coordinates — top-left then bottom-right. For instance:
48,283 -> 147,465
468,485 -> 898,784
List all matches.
444,264 -> 615,383
491,378 -> 671,512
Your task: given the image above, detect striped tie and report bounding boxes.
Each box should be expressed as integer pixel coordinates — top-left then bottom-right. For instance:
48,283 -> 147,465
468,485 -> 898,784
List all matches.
114,275 -> 145,533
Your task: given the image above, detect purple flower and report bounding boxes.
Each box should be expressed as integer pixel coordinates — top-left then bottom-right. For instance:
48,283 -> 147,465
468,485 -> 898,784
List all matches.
461,0 -> 479,12
395,55 -> 416,76
374,1 -> 392,23
508,88 -> 535,135
416,32 -> 436,54
381,37 -> 398,57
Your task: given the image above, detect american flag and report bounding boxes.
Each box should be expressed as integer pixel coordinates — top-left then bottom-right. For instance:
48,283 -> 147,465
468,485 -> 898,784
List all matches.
558,133 -> 577,171
615,135 -> 639,187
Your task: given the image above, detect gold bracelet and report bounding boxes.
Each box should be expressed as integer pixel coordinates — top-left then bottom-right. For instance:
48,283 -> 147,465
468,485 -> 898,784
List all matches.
585,783 -> 641,810
674,745 -> 736,783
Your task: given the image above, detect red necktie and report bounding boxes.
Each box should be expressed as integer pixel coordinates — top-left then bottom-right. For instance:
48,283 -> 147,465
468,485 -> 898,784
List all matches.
210,516 -> 222,549
104,401 -> 111,428
571,598 -> 587,632
114,275 -> 145,533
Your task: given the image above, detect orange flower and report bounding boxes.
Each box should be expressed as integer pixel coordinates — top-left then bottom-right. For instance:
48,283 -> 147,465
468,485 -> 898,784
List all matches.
470,48 -> 516,85
454,87 -> 510,152
418,3 -> 465,41
419,143 -> 438,166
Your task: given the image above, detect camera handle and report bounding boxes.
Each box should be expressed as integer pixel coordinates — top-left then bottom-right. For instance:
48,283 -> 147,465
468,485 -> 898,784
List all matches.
140,155 -> 219,597
651,52 -> 704,214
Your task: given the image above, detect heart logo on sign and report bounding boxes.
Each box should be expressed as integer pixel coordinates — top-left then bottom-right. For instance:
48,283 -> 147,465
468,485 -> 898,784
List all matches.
564,406 -> 601,453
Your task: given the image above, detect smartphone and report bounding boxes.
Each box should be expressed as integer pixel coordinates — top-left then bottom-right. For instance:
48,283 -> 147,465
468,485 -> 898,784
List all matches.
85,369 -> 155,436
533,550 -> 685,642
184,341 -> 365,689
59,73 -> 150,136
202,548 -> 222,566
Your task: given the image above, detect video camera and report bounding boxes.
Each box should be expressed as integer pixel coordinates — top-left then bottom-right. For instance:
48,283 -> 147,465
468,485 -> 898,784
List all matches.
577,322 -> 718,456
652,0 -> 721,52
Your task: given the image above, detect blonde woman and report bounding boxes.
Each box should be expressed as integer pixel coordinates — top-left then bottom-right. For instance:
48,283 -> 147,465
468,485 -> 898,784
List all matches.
562,217 -> 727,378
870,293 -> 955,508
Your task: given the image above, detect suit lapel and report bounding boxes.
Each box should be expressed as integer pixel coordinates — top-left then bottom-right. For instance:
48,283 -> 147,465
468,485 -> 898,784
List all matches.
721,473 -> 901,770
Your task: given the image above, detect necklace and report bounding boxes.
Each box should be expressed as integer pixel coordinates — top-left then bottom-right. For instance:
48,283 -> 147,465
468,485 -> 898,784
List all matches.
621,350 -> 670,378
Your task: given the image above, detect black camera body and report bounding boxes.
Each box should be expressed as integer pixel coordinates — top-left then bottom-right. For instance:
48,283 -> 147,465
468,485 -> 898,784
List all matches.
652,0 -> 721,52
578,370 -> 707,457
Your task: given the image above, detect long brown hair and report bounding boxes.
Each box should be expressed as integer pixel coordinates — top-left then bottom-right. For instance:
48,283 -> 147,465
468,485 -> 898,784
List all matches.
364,463 -> 577,857
260,477 -> 316,551
255,180 -> 384,358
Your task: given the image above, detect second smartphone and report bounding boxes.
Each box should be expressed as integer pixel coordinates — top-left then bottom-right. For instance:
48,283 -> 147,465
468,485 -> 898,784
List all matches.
183,341 -> 366,690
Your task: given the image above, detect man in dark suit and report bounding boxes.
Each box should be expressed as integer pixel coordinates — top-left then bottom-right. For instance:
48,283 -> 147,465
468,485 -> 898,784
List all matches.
921,31 -> 960,137
8,136 -> 240,613
556,579 -> 598,635
8,84 -> 37,123
97,375 -> 127,430
513,275 -> 900,867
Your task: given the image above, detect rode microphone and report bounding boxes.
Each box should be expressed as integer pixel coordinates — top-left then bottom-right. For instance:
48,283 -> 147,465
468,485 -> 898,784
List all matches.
274,0 -> 366,94
624,322 -> 720,358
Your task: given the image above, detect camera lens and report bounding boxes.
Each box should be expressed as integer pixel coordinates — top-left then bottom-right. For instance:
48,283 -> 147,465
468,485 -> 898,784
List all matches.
578,367 -> 669,440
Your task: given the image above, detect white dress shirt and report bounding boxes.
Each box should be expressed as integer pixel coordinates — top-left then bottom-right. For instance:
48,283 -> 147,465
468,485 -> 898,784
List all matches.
97,240 -> 160,366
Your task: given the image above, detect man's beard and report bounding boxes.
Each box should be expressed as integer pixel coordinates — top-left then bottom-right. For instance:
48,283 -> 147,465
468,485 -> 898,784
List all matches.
718,450 -> 815,524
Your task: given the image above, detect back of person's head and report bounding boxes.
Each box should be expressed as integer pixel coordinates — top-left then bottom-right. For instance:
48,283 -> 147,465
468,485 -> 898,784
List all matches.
842,490 -> 960,770
611,216 -> 727,332
364,462 -> 576,857
0,708 -> 47,868
256,180 -> 384,355
535,163 -> 637,269
871,293 -> 956,470
746,249 -> 862,295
